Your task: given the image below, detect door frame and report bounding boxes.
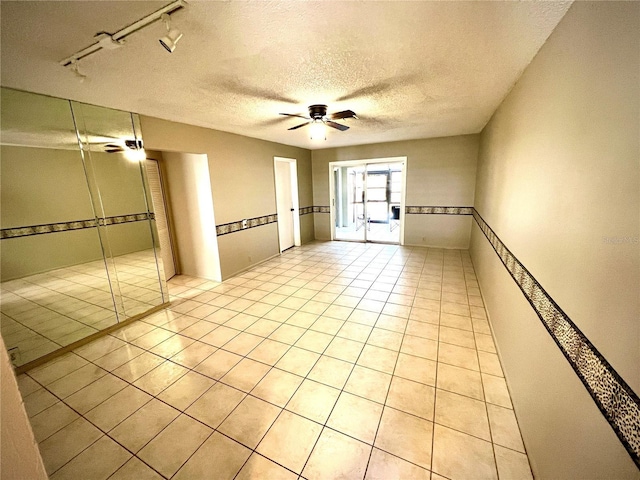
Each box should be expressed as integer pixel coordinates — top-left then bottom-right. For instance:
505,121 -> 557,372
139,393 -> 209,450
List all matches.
328,157 -> 407,245
274,157 -> 301,252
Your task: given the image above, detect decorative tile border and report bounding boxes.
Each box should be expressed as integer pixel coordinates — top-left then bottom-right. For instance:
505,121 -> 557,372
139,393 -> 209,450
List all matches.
0,213 -> 155,240
406,206 -> 474,215
216,214 -> 278,236
314,201 -> 639,463
299,206 -> 314,216
0,219 -> 97,239
472,209 -> 640,468
99,212 -> 155,226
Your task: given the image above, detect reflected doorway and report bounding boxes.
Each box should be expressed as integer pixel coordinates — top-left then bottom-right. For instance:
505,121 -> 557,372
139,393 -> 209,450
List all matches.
330,158 -> 406,244
144,159 -> 176,280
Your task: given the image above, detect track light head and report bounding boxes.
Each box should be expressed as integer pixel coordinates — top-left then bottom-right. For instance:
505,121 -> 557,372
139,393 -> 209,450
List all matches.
159,29 -> 183,53
69,60 -> 87,83
159,13 -> 183,53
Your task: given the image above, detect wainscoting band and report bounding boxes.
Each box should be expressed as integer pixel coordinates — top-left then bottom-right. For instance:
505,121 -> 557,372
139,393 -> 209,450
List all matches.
472,208 -> 639,468
0,212 -> 156,240
316,201 -> 639,464
406,206 -> 474,215
299,206 -> 314,216
216,214 -> 278,236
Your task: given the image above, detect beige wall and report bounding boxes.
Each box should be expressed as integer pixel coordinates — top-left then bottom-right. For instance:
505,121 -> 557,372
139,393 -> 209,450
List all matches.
1,229 -> 105,281
0,335 -> 48,480
311,135 -> 478,247
470,2 -> 639,478
140,117 -> 313,279
295,151 -> 316,245
0,146 -> 94,228
85,150 -> 149,217
0,145 -> 101,280
0,145 -> 155,280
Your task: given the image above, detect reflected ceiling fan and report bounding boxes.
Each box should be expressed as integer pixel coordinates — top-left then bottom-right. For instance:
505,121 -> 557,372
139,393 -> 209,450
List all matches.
280,104 -> 358,139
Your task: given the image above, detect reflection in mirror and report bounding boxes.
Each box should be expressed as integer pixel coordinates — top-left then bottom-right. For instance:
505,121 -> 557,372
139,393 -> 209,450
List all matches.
0,88 -> 169,368
71,102 -> 166,320
0,88 -> 117,366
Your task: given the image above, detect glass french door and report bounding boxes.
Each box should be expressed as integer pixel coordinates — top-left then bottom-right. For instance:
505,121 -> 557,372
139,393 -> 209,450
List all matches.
333,161 -> 404,244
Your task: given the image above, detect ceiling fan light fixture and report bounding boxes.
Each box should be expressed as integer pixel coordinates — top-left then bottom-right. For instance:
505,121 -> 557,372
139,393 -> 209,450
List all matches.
310,120 -> 326,140
280,104 -> 356,138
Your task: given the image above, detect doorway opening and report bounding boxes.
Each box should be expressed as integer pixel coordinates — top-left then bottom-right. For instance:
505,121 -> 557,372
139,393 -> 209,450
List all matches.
330,157 -> 407,244
147,151 -> 222,282
274,157 -> 301,253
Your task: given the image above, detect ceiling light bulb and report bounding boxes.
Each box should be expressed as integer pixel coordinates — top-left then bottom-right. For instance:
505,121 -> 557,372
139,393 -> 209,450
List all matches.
124,148 -> 146,163
310,121 -> 326,140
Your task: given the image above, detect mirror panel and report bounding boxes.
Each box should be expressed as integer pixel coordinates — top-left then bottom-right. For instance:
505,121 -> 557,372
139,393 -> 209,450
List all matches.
0,88 -> 168,368
71,101 -> 166,320
0,89 -> 117,366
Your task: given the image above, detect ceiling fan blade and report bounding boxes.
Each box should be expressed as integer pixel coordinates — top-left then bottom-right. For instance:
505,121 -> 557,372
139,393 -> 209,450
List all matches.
279,113 -> 310,120
329,110 -> 358,120
288,121 -> 311,130
104,143 -> 125,153
326,121 -> 349,131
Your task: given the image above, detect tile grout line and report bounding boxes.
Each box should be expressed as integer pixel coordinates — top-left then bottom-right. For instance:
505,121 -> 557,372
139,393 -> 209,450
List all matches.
429,249 -> 445,477
463,250 -> 501,480
361,248 -> 436,478
22,243 -> 529,479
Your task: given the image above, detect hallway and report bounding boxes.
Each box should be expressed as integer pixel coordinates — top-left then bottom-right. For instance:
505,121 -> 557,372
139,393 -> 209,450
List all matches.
18,241 -> 529,479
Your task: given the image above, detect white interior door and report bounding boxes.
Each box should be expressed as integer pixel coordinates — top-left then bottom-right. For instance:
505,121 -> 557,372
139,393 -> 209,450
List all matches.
275,159 -> 295,252
145,159 -> 176,279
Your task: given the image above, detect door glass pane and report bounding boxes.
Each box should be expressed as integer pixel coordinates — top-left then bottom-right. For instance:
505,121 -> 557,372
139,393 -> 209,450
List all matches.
365,162 -> 403,244
366,201 -> 388,221
334,166 -> 365,241
367,188 -> 387,201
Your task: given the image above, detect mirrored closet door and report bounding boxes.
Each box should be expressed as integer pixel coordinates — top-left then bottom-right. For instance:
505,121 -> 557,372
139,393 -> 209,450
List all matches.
0,87 -> 168,368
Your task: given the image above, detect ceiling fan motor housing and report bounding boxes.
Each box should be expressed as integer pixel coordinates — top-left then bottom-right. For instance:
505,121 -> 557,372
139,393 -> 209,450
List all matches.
309,104 -> 328,120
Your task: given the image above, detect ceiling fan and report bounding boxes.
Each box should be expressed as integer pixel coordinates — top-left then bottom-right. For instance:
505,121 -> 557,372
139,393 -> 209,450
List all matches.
280,105 -> 358,137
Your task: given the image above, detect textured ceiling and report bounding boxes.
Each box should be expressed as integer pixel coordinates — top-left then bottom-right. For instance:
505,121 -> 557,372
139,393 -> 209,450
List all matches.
0,1 -> 572,150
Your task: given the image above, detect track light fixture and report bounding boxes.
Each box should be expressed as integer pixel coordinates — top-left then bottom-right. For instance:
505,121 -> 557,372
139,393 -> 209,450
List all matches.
159,14 -> 183,53
95,32 -> 124,50
59,0 -> 186,67
70,60 -> 87,83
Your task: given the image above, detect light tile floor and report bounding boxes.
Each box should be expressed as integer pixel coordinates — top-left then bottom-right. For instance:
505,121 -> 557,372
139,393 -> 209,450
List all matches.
17,241 -> 533,479
336,222 -> 400,243
1,249 -> 166,366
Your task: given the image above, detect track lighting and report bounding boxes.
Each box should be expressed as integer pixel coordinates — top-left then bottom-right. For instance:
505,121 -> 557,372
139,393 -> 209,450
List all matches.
59,0 -> 186,66
95,32 -> 124,50
159,14 -> 183,53
69,60 -> 87,83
